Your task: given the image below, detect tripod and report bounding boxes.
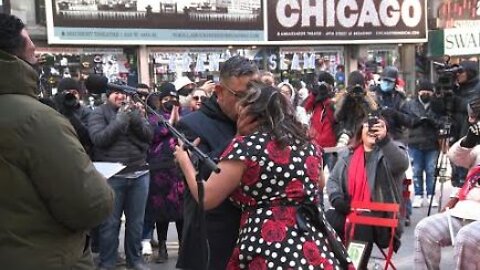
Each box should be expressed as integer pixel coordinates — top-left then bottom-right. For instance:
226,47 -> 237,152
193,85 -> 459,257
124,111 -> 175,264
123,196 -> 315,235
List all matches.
427,123 -> 451,216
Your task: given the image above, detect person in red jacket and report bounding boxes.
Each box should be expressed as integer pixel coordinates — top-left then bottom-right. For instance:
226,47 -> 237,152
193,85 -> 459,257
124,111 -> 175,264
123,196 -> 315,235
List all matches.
305,71 -> 337,171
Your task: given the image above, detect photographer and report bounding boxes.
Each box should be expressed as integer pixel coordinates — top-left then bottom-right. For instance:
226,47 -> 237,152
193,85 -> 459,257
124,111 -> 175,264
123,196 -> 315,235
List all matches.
403,79 -> 445,208
335,70 -> 378,146
326,115 -> 408,269
304,71 -> 337,171
415,97 -> 480,269
446,61 -> 479,188
54,78 -> 93,155
372,66 -> 411,141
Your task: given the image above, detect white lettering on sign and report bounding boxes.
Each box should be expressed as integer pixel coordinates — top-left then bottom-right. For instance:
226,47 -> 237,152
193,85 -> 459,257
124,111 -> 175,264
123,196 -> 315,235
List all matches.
269,54 -> 278,70
444,28 -> 480,56
275,0 -> 422,28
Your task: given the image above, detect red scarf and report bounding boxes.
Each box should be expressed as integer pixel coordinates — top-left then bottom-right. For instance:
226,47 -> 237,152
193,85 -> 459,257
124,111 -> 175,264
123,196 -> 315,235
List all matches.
458,165 -> 480,200
347,146 -> 371,202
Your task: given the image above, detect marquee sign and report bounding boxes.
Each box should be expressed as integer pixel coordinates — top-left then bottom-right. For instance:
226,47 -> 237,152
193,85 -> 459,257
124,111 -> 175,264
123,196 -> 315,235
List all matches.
267,0 -> 427,43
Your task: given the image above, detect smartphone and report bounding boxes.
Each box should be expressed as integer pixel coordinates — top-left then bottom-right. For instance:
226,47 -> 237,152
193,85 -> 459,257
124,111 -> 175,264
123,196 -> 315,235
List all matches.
367,114 -> 379,130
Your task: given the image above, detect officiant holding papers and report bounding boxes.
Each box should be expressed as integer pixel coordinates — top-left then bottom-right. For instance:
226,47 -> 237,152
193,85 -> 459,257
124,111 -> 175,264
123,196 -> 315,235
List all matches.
88,85 -> 153,270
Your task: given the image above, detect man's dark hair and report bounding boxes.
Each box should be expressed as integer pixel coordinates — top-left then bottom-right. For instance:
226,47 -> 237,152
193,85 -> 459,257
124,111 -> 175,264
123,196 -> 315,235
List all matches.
0,14 -> 25,56
220,55 -> 258,81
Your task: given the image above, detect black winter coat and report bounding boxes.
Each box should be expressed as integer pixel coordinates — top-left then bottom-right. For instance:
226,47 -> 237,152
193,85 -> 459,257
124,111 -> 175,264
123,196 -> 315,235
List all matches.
403,97 -> 444,150
176,95 -> 241,270
88,103 -> 153,167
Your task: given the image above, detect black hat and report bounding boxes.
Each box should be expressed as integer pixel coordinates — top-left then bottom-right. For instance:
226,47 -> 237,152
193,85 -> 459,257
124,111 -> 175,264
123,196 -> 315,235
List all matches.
347,71 -> 365,88
347,71 -> 366,95
416,79 -> 434,92
157,82 -> 177,100
460,60 -> 479,80
381,66 -> 399,83
57,78 -> 80,92
318,71 -> 335,85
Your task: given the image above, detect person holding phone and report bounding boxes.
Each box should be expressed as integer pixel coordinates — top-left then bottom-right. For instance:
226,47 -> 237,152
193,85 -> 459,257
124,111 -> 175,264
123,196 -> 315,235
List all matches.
326,115 -> 409,269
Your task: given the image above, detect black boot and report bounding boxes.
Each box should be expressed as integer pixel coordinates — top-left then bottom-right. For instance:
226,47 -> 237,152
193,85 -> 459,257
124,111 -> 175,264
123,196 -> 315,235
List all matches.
156,241 -> 168,263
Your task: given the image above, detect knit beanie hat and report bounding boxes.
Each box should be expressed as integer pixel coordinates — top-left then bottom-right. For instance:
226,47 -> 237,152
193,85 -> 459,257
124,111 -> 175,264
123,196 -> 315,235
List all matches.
318,71 -> 335,85
57,78 -> 80,92
416,79 -> 434,92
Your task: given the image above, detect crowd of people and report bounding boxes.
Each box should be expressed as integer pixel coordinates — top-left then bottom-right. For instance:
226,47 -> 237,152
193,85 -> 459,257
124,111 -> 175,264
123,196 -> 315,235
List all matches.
2,13 -> 480,270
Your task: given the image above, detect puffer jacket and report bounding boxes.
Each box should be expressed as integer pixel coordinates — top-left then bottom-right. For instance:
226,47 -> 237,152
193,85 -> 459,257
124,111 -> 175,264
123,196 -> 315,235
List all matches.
0,50 -> 114,269
88,102 -> 153,167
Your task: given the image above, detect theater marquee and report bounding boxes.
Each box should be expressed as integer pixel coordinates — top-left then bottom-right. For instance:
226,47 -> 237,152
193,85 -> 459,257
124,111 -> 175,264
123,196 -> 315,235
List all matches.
267,0 -> 427,44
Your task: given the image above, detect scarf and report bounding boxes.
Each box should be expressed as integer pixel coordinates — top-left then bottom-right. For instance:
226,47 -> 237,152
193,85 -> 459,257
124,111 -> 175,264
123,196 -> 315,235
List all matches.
458,165 -> 480,200
348,145 -> 371,202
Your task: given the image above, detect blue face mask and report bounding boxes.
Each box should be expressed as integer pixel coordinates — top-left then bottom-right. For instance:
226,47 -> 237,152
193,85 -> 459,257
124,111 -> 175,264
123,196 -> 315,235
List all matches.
380,80 -> 395,92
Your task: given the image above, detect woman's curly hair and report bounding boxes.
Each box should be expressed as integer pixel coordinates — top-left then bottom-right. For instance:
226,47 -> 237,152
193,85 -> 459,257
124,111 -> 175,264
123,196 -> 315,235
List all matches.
238,82 -> 310,148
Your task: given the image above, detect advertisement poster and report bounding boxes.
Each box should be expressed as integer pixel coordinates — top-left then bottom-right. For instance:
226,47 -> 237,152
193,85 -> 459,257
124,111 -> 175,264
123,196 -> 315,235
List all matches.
267,0 -> 427,43
46,0 -> 264,45
437,0 -> 480,29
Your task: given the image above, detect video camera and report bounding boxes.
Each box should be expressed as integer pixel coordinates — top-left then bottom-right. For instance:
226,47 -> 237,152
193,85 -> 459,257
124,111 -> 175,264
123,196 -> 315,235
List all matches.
433,56 -> 463,94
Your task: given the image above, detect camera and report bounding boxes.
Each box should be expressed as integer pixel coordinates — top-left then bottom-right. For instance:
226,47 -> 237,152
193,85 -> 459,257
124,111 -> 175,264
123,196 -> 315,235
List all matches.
367,114 -> 379,130
349,84 -> 365,97
433,56 -> 463,94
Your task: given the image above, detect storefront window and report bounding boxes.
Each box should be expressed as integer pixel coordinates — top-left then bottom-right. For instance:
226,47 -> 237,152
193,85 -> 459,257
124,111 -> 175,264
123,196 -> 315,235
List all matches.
148,46 -> 270,87
36,47 -> 137,97
358,45 -> 400,86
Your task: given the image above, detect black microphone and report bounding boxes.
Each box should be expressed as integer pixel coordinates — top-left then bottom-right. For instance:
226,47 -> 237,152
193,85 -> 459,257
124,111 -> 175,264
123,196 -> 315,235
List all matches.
85,74 -> 138,95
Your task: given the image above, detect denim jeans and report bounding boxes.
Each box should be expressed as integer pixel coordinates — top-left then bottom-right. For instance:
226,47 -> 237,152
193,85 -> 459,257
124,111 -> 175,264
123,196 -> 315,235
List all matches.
98,174 -> 149,269
408,147 -> 439,196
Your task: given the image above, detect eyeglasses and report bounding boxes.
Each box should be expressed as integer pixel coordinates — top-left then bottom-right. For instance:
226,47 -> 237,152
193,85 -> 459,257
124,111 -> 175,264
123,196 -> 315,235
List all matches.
192,95 -> 206,102
221,83 -> 246,98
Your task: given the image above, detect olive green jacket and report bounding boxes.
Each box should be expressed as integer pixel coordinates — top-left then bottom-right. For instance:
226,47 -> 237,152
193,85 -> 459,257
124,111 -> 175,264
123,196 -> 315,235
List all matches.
0,50 -> 114,269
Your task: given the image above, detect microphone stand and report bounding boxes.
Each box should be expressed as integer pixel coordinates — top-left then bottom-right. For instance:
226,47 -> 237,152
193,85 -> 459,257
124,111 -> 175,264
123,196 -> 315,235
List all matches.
131,93 -> 220,174
130,93 -> 214,270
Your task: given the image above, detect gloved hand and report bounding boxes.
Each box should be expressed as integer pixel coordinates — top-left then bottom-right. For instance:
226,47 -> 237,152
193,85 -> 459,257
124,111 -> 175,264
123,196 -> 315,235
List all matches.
381,107 -> 397,118
332,198 -> 351,215
461,122 -> 480,148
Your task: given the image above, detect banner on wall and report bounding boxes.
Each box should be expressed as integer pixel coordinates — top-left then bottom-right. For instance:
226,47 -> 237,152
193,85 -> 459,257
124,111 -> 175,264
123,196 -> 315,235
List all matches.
267,0 -> 427,43
437,0 -> 480,29
46,0 -> 264,45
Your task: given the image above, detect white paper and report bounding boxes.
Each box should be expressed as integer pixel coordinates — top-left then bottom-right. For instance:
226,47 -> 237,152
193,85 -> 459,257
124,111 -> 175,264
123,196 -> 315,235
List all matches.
93,162 -> 126,179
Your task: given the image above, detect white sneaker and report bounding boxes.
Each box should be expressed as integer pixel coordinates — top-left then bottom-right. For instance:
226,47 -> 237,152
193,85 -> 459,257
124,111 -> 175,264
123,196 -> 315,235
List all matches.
412,195 -> 423,208
427,195 -> 439,208
142,239 -> 153,255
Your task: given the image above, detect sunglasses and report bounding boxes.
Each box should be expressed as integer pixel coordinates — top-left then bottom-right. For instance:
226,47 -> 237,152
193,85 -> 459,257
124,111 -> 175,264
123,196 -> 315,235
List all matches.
192,95 -> 207,102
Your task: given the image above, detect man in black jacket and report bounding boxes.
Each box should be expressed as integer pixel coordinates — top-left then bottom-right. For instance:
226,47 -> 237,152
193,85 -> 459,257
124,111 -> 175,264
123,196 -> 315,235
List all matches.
404,79 -> 445,208
88,88 -> 153,270
176,56 -> 258,270
450,61 -> 480,188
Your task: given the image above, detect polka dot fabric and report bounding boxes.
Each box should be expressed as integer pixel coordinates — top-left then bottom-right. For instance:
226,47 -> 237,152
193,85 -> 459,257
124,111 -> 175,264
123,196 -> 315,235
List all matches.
220,132 -> 345,270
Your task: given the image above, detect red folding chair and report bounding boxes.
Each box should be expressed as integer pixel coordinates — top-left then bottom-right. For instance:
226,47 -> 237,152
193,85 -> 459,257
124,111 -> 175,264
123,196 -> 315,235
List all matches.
345,201 -> 400,270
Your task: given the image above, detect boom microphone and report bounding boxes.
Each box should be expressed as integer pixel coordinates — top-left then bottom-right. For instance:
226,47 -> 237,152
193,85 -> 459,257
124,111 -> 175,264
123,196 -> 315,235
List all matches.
85,74 -> 139,95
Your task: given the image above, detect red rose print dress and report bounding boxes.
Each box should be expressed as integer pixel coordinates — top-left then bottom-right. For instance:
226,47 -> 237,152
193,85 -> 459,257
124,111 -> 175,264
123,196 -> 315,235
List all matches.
220,132 -> 353,270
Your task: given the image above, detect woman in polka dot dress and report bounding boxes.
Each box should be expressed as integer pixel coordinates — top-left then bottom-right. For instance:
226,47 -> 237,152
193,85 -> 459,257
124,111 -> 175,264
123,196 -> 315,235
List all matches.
175,83 -> 354,270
